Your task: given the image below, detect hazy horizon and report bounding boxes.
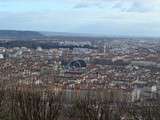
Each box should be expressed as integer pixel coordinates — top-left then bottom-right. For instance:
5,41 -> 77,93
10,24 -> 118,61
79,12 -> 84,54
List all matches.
1,0 -> 160,37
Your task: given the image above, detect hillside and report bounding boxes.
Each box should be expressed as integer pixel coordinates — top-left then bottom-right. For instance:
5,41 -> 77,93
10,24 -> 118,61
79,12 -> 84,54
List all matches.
0,30 -> 44,40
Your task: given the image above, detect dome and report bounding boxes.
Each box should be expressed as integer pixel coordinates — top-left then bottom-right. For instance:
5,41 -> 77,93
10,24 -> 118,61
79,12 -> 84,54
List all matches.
69,60 -> 87,68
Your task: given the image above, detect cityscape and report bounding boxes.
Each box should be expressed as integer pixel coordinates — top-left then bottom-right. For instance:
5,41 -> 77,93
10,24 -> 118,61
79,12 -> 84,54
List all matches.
1,34 -> 160,102
0,31 -> 159,119
1,0 -> 160,119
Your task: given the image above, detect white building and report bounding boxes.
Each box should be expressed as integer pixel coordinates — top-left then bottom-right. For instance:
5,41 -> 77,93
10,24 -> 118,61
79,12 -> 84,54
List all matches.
0,54 -> 4,59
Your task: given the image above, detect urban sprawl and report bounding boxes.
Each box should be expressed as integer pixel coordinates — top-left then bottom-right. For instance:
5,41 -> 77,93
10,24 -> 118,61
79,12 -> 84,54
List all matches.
0,37 -> 160,102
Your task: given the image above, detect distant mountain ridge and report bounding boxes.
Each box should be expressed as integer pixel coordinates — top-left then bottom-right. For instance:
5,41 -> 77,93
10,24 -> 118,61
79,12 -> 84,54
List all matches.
0,30 -> 112,41
0,30 -> 100,40
0,30 -> 155,41
41,31 -> 105,37
0,30 -> 44,40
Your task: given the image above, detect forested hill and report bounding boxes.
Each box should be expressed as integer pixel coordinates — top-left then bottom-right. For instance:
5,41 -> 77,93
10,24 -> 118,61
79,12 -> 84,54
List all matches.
0,30 -> 44,40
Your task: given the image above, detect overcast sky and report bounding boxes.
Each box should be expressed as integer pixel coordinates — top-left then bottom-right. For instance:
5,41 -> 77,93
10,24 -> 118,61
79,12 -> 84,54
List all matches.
1,0 -> 160,37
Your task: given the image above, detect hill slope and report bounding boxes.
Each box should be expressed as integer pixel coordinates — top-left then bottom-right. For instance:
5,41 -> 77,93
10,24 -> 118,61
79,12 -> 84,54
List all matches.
0,30 -> 44,40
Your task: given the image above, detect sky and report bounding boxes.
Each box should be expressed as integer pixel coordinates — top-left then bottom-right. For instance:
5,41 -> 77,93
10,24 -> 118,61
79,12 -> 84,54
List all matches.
0,0 -> 160,37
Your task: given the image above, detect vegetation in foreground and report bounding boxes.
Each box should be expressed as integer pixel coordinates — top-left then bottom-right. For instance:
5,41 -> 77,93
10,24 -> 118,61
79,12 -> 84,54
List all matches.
0,86 -> 159,120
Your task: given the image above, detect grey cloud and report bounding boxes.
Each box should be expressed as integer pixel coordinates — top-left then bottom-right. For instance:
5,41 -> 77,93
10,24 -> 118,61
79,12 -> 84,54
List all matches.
74,3 -> 90,8
126,2 -> 151,12
73,2 -> 103,9
112,0 -> 153,12
73,0 -> 157,13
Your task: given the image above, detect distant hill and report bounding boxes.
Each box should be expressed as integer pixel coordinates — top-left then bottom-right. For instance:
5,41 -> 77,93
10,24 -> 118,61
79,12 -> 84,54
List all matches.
0,30 -> 153,42
41,31 -> 102,37
0,30 -> 112,41
0,30 -> 44,40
